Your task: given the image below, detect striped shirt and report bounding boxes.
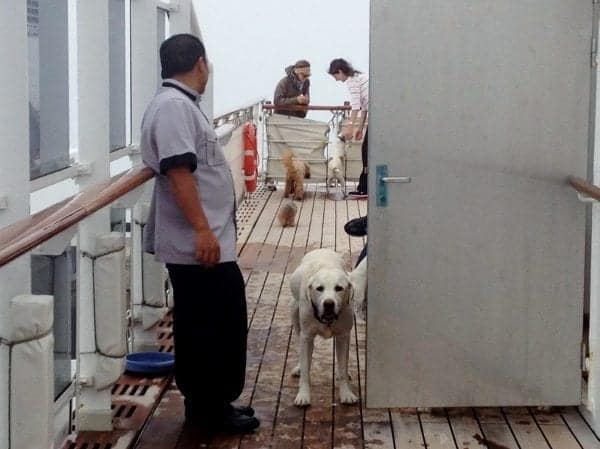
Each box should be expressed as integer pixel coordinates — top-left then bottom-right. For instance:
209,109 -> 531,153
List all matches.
346,73 -> 369,111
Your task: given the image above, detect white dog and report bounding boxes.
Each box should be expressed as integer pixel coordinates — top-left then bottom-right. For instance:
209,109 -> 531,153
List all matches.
289,248 -> 359,407
349,255 -> 367,322
327,139 -> 346,189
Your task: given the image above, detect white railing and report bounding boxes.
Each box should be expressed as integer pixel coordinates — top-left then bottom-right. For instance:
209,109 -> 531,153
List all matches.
0,100 -> 262,449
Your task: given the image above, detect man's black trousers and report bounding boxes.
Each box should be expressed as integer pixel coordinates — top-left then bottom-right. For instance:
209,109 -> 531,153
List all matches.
166,262 -> 247,416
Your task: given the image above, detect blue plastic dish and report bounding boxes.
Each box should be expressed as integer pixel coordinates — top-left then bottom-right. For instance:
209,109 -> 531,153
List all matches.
125,351 -> 175,375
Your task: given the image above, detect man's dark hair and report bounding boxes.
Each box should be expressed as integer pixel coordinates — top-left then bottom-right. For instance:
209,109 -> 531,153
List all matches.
160,34 -> 206,79
327,58 -> 361,76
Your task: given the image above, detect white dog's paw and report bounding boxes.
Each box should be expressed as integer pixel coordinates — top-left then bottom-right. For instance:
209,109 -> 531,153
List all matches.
291,365 -> 301,377
339,384 -> 359,405
294,389 -> 311,407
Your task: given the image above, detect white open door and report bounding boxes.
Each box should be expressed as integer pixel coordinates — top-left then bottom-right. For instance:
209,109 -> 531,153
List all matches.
367,1 -> 593,407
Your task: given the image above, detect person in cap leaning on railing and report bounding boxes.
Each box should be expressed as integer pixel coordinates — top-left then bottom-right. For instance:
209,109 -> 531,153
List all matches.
273,59 -> 311,118
139,33 -> 259,435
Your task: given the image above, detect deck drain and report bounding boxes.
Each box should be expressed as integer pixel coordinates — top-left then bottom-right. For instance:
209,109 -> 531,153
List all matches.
60,312 -> 174,449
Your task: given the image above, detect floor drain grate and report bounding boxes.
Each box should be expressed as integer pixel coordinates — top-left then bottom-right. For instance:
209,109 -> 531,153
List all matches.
60,312 -> 174,449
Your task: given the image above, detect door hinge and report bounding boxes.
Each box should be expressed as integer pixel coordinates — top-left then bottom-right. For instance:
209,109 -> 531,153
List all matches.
592,37 -> 598,68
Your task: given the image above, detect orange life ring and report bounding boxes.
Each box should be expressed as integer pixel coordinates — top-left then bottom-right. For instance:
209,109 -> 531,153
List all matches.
243,122 -> 258,193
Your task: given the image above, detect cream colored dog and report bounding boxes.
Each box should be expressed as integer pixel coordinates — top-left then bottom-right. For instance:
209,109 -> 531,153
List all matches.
289,248 -> 359,407
327,138 -> 346,189
349,256 -> 367,322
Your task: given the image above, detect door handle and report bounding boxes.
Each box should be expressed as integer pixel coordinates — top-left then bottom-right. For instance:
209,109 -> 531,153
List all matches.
376,165 -> 411,207
381,176 -> 412,183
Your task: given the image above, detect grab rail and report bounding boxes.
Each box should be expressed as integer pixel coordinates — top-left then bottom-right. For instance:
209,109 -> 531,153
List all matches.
569,176 -> 600,202
0,165 -> 154,268
262,103 -> 351,112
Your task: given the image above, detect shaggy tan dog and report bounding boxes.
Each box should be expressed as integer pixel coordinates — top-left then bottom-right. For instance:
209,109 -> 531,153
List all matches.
282,151 -> 310,200
278,198 -> 298,227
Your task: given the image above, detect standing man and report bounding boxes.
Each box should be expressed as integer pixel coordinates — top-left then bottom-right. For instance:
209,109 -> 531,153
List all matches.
273,59 -> 311,117
140,34 -> 259,434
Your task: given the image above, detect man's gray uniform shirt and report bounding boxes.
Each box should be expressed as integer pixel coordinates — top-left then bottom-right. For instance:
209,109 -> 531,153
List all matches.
141,79 -> 237,264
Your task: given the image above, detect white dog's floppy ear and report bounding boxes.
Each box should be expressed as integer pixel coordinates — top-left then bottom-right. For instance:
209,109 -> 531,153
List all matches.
301,274 -> 316,303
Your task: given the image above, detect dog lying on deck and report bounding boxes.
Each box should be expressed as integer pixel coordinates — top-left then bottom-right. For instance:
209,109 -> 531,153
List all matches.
282,151 -> 310,200
289,248 -> 363,407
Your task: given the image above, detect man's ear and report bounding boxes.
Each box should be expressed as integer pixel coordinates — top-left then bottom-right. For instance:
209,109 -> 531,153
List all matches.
196,57 -> 208,73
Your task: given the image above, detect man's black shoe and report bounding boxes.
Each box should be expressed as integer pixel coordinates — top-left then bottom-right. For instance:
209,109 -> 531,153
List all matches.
184,399 -> 255,420
344,216 -> 368,237
185,413 -> 260,435
234,405 -> 255,417
218,413 -> 260,434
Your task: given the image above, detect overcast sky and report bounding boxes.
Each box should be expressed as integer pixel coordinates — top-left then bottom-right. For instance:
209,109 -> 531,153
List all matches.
193,0 -> 370,119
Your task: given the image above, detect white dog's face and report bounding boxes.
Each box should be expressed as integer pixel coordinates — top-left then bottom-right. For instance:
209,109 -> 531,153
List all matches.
306,268 -> 353,324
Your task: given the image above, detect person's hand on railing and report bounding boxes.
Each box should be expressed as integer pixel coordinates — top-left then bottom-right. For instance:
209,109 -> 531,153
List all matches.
297,94 -> 309,105
194,228 -> 220,267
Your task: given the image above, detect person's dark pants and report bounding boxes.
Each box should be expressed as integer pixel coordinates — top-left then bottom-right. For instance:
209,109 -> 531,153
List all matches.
356,245 -> 367,267
166,262 -> 247,420
356,128 -> 368,193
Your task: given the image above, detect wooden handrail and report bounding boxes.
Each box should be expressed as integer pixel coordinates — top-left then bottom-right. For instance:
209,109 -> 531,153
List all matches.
0,165 -> 154,268
569,176 -> 600,202
262,104 -> 351,111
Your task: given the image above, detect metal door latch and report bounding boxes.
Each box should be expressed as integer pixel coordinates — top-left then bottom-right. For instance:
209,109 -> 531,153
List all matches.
376,164 -> 411,207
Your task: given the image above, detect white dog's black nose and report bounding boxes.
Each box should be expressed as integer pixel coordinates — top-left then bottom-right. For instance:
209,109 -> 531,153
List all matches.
323,299 -> 336,313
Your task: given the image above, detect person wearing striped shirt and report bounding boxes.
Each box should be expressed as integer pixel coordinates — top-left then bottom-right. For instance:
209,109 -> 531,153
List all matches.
328,58 -> 369,197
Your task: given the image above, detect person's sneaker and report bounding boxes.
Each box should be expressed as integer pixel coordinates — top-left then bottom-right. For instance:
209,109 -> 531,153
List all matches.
344,216 -> 368,237
347,191 -> 368,199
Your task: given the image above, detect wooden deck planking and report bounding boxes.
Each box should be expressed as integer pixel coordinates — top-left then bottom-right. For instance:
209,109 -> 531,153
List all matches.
333,197 -> 364,449
303,192 -> 336,449
419,410 -> 456,449
474,408 -> 519,449
503,407 -> 551,449
531,407 -> 582,449
446,408 -> 482,449
271,188 -> 317,449
390,409 -> 423,449
561,407 -> 600,449
238,195 -> 310,449
133,186 -> 600,449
